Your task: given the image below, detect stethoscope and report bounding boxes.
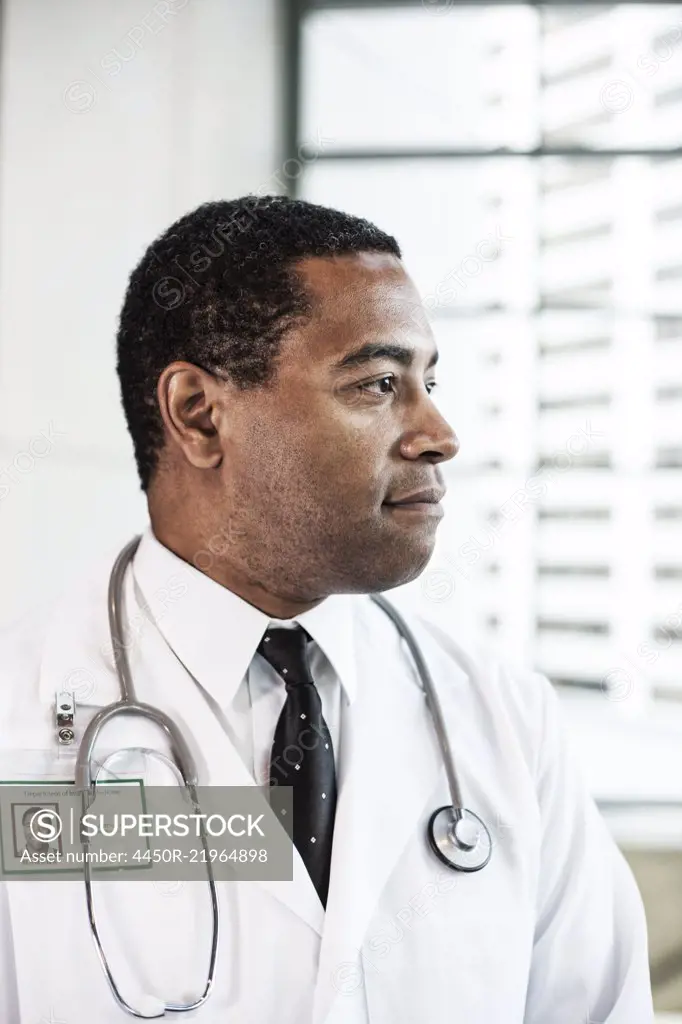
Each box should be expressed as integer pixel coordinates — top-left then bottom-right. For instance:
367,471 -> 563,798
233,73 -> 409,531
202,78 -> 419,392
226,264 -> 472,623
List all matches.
53,534 -> 492,1018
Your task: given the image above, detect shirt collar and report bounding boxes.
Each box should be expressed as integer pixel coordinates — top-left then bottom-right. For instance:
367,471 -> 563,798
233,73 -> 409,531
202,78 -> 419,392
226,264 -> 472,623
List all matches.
131,525 -> 357,709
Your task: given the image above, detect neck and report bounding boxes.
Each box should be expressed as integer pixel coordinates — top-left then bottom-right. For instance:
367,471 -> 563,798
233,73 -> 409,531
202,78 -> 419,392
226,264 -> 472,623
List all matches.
148,518 -> 325,619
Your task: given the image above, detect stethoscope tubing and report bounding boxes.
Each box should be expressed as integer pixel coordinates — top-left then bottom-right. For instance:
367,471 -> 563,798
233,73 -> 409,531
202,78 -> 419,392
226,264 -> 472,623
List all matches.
66,534 -> 492,1018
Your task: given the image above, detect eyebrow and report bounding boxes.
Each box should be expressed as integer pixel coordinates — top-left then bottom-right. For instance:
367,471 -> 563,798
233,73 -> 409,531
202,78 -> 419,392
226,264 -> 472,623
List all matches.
333,342 -> 439,372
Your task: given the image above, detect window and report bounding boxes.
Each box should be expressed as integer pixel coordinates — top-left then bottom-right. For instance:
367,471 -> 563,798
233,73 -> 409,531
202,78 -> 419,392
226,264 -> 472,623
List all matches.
291,6 -> 682,1010
654,83 -> 682,107
542,53 -> 612,87
293,0 -> 682,698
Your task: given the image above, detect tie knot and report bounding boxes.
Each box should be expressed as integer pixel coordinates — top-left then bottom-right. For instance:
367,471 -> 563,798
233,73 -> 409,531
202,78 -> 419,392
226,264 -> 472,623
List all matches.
256,624 -> 314,688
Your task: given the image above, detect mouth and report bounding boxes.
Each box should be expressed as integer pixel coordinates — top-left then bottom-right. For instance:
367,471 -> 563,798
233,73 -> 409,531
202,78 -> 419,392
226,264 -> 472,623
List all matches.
382,501 -> 444,520
382,486 -> 446,520
382,487 -> 445,521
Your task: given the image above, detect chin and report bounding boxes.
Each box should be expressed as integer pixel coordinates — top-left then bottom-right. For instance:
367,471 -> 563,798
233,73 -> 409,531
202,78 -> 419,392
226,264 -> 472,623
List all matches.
366,544 -> 435,593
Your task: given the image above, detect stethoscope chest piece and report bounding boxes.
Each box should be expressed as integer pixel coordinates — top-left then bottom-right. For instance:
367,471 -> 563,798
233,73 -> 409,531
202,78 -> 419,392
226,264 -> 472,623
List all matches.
427,806 -> 492,872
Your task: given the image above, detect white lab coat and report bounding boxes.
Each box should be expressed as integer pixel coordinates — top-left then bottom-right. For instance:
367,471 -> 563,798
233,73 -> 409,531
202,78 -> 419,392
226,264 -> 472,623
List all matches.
0,545 -> 653,1023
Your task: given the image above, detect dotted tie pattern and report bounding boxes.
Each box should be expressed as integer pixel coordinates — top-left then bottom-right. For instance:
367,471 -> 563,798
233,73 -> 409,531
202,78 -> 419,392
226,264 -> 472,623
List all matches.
256,624 -> 337,908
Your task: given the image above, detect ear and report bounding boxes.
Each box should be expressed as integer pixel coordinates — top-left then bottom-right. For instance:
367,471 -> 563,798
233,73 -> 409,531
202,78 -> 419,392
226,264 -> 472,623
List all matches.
156,361 -> 228,472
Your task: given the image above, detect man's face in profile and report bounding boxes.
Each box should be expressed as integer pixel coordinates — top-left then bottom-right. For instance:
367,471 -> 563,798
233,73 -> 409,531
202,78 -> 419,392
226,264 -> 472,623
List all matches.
206,251 -> 458,599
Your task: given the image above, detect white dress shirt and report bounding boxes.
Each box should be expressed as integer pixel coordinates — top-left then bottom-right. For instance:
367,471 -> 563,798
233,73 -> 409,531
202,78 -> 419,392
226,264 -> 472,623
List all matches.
130,525 -> 356,788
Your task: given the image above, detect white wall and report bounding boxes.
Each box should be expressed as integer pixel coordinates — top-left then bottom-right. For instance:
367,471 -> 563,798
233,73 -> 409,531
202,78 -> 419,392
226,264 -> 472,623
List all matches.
0,0 -> 282,626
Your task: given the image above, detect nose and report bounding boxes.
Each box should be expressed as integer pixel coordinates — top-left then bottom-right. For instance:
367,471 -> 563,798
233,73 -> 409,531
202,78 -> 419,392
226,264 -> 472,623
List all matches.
398,397 -> 459,464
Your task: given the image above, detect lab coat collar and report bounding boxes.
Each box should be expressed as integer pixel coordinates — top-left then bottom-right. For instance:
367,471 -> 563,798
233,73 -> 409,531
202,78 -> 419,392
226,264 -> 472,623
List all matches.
131,525 -> 358,711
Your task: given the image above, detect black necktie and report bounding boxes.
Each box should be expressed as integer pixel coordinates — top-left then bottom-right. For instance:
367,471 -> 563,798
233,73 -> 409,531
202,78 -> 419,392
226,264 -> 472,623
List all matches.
256,625 -> 337,908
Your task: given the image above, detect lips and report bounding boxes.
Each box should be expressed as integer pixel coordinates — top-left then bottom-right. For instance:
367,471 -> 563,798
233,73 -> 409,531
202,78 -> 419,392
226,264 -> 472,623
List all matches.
382,487 -> 445,521
383,501 -> 444,519
383,487 -> 446,506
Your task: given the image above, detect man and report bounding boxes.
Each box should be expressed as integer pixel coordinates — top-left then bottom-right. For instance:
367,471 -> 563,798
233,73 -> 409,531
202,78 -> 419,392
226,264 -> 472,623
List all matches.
0,196 -> 652,1022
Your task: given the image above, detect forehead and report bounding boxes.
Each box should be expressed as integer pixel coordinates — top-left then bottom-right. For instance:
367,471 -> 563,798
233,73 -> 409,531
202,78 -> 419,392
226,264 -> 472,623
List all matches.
291,252 -> 433,365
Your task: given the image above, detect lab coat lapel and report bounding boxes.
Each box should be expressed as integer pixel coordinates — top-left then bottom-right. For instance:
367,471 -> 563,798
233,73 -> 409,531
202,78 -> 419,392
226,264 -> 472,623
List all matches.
35,559 -> 325,939
312,599 -> 450,1024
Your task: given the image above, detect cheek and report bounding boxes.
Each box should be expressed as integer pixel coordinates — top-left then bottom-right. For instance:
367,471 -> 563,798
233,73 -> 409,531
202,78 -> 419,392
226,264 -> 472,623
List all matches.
317,454 -> 389,522
241,410 -> 386,506
314,432 -> 382,489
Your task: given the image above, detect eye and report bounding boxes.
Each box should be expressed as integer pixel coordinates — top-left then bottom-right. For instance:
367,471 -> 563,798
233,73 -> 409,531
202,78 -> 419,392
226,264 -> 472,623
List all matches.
358,375 -> 397,396
357,377 -> 439,397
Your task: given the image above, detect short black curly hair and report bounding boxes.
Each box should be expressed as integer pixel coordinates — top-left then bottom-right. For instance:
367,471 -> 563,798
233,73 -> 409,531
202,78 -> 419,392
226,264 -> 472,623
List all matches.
115,194 -> 402,492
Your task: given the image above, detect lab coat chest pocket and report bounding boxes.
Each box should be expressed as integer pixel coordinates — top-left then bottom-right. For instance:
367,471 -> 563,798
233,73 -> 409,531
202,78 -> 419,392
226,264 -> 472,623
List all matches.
359,794 -> 540,1024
